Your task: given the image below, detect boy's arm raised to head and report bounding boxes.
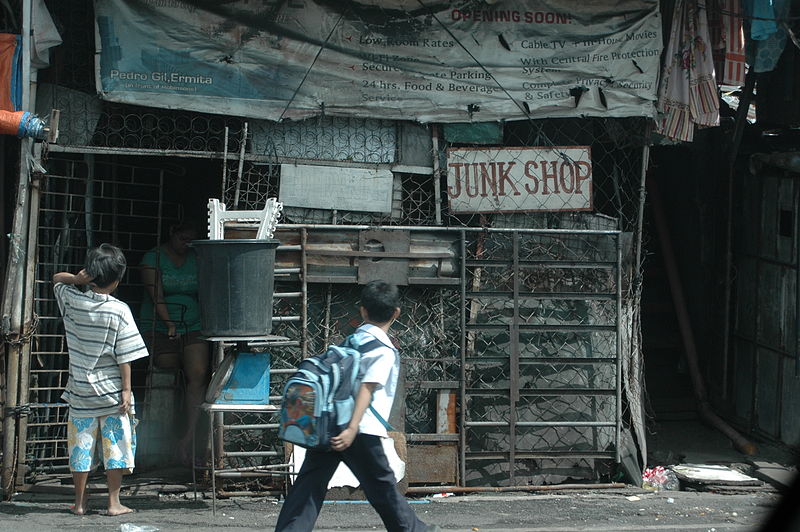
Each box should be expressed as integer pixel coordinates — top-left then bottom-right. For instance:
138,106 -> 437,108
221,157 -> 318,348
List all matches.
330,382 -> 377,451
53,270 -> 93,285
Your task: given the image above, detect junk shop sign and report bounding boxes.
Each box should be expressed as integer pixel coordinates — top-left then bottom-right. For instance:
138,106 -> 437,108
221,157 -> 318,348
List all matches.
446,146 -> 593,213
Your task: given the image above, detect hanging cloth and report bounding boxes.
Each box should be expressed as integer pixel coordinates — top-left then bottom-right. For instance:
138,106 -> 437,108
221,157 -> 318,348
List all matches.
743,0 -> 790,74
656,0 -> 720,142
708,0 -> 746,85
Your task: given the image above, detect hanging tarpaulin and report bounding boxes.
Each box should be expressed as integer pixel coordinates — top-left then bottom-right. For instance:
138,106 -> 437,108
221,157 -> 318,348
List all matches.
93,0 -> 662,123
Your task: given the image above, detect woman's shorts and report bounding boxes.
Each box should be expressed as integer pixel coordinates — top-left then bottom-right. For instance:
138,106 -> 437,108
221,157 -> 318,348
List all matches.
67,413 -> 138,473
145,330 -> 206,357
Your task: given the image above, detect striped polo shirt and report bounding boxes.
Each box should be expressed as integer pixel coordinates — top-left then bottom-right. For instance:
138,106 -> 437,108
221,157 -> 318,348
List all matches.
54,283 -> 149,417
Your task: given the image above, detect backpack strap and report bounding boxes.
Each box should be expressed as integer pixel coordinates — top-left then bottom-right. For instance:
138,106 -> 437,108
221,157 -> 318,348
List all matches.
345,334 -> 396,432
368,405 -> 394,432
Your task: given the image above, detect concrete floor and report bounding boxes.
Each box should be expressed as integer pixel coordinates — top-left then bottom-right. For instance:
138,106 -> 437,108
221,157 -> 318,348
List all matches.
646,417 -> 799,468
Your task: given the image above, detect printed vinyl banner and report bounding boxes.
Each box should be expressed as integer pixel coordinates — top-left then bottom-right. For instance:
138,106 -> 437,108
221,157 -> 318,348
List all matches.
94,0 -> 662,123
446,146 -> 592,213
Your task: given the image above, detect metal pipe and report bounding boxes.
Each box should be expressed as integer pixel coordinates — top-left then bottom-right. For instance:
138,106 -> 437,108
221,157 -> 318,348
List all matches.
278,224 -> 619,236
405,483 -> 626,494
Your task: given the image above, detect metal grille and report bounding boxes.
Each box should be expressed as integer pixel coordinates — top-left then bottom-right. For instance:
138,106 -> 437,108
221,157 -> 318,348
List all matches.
460,228 -> 622,486
24,156 -> 170,478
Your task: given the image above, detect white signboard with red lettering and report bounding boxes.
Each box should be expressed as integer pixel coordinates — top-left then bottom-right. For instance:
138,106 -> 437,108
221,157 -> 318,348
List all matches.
446,147 -> 592,213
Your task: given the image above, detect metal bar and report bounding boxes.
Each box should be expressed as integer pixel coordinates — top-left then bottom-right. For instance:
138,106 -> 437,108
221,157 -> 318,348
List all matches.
517,358 -> 618,364
215,464 -> 292,473
273,292 -> 302,298
278,224 -> 621,236
466,292 -> 616,300
274,268 -> 301,275
272,316 -> 300,322
466,324 -> 617,332
615,234 -> 622,463
221,451 -> 281,457
431,124 -> 442,224
209,410 -> 216,516
305,250 -> 452,259
214,472 -> 289,478
459,229 -> 467,487
221,126 -> 229,198
221,424 -> 280,430
466,389 -> 617,396
408,381 -> 460,389
301,228 -> 309,360
465,260 -> 616,269
634,141 -> 651,276
465,421 -> 616,427
464,452 -> 616,460
406,433 -> 459,442
233,122 -> 248,209
406,483 -> 624,494
509,231 -> 519,485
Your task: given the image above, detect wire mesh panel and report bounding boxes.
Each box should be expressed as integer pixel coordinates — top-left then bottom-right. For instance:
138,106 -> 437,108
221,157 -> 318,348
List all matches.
24,156 -> 169,479
461,228 -> 621,486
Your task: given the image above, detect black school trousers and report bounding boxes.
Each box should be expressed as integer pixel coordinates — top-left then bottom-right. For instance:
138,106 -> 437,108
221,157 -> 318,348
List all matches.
275,433 -> 429,532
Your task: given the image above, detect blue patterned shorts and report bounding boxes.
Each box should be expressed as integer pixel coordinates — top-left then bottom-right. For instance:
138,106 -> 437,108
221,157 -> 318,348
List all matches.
67,413 -> 138,473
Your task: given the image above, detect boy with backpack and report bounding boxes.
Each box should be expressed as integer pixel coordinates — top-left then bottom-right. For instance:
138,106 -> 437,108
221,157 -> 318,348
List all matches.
275,280 -> 435,532
53,244 -> 149,516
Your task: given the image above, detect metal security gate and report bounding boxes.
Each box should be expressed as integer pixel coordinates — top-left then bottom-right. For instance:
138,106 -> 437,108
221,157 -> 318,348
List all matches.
460,228 -> 622,486
22,156 -> 172,479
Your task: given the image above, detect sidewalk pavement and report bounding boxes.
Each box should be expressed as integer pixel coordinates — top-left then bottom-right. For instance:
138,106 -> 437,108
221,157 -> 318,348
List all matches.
0,485 -> 788,531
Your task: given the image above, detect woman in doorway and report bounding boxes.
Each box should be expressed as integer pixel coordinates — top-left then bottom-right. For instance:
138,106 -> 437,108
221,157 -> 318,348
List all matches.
140,221 -> 209,467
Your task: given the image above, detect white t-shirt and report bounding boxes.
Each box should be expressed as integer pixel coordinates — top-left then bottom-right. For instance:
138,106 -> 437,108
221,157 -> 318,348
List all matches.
350,323 -> 398,438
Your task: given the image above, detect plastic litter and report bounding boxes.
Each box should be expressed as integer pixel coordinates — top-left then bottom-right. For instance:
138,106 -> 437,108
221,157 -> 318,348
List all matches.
642,466 -> 680,491
119,525 -> 159,532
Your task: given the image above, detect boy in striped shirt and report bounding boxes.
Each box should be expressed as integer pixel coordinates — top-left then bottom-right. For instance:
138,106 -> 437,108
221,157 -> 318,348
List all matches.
53,244 -> 149,516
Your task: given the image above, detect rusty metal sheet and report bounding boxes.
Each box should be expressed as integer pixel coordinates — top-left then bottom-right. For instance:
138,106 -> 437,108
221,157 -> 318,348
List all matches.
407,444 -> 458,485
358,229 -> 410,285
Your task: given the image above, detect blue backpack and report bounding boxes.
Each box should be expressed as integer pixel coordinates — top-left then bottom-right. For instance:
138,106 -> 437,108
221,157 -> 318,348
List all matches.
278,334 -> 393,450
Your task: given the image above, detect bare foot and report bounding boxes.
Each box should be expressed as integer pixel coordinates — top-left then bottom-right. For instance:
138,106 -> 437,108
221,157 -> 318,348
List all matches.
70,495 -> 90,515
107,504 -> 134,516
